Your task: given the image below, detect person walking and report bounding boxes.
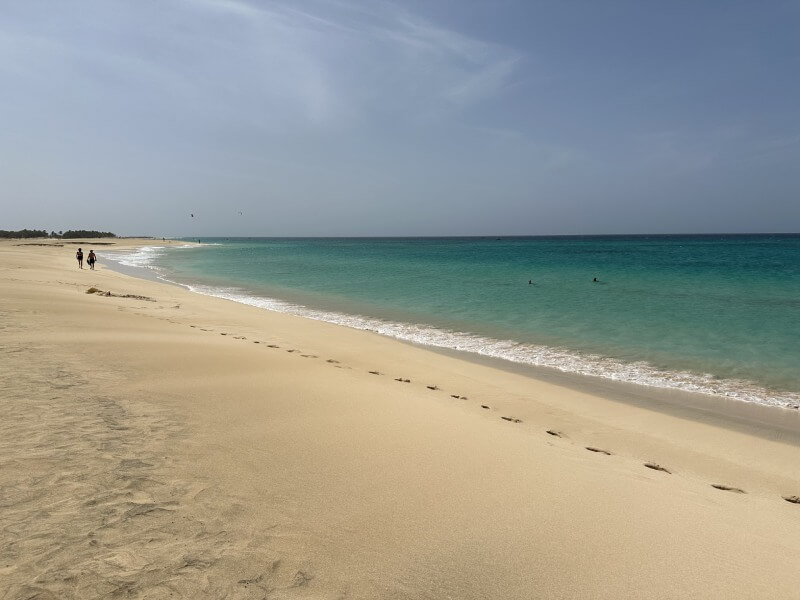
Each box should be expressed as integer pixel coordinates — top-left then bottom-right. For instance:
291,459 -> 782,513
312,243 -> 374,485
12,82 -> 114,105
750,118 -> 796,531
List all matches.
76,248 -> 84,269
87,250 -> 97,270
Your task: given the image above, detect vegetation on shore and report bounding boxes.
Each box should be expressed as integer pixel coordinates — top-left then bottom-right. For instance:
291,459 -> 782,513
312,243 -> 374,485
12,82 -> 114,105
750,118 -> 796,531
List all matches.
0,229 -> 116,239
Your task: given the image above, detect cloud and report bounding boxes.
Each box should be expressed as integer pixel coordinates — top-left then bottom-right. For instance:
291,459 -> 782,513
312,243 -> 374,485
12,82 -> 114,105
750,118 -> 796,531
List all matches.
0,0 -> 524,138
349,4 -> 524,112
444,57 -> 520,107
188,0 -> 262,18
175,0 -> 523,122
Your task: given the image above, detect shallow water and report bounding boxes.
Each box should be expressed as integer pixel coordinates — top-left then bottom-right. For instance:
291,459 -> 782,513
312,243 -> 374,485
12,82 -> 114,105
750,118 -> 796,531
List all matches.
102,235 -> 800,408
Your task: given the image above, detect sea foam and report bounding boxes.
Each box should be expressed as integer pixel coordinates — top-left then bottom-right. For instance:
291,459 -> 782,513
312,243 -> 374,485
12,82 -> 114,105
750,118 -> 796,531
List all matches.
187,284 -> 800,410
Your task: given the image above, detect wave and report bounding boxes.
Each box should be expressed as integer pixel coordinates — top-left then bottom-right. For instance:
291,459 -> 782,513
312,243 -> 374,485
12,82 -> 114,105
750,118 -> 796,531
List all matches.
102,245 -> 170,270
100,246 -> 800,410
99,244 -> 200,274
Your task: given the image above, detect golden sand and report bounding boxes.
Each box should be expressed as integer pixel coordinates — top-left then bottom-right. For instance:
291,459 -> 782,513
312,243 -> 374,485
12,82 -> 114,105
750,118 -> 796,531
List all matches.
2,239 -> 799,599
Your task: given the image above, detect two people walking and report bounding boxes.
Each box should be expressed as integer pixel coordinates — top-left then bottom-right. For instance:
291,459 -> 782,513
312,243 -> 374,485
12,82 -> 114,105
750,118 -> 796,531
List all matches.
76,248 -> 97,270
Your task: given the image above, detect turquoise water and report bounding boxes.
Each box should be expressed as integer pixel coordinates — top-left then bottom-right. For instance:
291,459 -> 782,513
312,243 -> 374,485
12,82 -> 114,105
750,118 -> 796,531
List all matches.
104,235 -> 800,408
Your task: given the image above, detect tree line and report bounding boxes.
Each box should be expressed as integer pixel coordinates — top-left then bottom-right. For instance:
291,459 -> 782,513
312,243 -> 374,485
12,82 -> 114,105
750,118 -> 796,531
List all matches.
0,229 -> 117,239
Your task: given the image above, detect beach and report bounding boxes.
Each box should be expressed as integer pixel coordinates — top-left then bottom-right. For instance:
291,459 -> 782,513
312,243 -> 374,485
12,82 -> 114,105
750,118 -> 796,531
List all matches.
2,238 -> 800,599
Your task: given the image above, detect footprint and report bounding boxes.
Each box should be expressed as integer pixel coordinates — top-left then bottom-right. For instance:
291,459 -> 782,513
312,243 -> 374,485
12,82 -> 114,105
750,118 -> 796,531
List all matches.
368,370 -> 381,375
394,377 -> 411,383
546,430 -> 563,438
450,394 -> 460,399
711,484 -> 746,494
326,359 -> 340,364
585,447 -> 612,455
253,341 -> 260,344
293,570 -> 314,587
480,405 -> 490,410
220,333 -> 228,336
784,495 -> 800,504
287,349 -> 297,353
233,336 -> 246,340
426,385 -> 439,391
301,354 -> 318,358
267,344 -> 279,348
189,325 -> 196,328
501,416 -> 522,423
644,463 -> 671,474
238,574 -> 264,586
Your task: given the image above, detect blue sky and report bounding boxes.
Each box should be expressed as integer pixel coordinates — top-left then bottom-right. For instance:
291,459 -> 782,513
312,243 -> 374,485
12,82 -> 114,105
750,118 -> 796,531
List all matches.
1,0 -> 799,236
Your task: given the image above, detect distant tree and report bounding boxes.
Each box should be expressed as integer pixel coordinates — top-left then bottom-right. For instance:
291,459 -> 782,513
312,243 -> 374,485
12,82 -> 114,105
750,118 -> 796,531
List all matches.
0,229 -> 115,239
61,230 -> 116,239
0,229 -> 49,239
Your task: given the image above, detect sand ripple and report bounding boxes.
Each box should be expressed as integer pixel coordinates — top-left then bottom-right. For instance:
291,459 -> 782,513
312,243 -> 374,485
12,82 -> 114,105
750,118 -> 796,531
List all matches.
0,337 -> 335,599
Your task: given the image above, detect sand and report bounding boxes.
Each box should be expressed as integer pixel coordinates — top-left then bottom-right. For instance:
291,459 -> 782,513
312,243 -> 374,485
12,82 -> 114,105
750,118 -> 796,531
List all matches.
2,238 -> 800,599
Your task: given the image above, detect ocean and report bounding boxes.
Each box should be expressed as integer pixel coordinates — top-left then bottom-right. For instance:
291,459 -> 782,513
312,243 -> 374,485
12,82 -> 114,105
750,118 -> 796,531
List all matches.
102,235 -> 800,409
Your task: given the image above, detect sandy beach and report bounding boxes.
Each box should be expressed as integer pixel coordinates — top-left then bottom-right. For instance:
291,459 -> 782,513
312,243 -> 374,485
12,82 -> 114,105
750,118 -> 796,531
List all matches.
2,238 -> 800,599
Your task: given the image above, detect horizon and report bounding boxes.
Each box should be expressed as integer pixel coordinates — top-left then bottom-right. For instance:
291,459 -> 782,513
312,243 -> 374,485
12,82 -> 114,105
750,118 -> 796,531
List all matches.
5,230 -> 800,240
184,232 -> 800,238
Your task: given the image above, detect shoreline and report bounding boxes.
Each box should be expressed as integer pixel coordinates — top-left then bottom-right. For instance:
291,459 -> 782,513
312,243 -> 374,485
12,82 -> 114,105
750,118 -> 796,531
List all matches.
100,242 -> 800,439
428,344 -> 800,443
4,238 -> 800,598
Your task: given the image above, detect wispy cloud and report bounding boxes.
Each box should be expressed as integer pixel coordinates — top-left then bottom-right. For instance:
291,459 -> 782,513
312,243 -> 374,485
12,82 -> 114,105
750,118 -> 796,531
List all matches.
172,0 -> 523,124
188,0 -> 262,18
444,57 -> 520,106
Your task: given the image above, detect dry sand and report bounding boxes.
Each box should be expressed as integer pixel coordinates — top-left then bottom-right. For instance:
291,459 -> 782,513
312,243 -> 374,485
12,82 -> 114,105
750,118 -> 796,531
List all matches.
2,238 -> 800,599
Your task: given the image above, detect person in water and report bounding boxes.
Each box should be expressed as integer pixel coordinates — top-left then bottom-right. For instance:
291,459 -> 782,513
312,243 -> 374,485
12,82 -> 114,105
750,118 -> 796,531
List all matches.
87,250 -> 97,270
76,248 -> 84,269
593,277 -> 598,282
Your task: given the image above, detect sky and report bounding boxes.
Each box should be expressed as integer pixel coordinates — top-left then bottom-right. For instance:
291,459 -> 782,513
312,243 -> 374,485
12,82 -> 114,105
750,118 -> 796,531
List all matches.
1,0 -> 799,237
